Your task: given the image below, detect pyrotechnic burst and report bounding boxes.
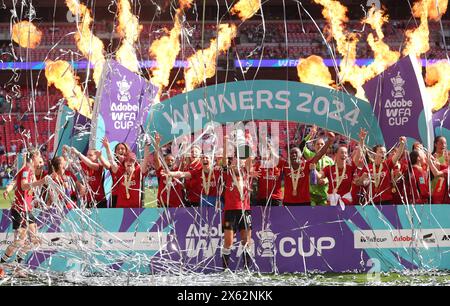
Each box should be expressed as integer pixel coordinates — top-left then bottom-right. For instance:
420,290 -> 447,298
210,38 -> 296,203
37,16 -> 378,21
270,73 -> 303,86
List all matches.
45,60 -> 94,118
184,24 -> 237,92
11,21 -> 42,49
116,0 -> 143,73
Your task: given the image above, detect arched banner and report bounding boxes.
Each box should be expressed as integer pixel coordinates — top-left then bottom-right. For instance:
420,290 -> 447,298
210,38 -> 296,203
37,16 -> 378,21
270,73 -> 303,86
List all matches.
145,80 -> 384,148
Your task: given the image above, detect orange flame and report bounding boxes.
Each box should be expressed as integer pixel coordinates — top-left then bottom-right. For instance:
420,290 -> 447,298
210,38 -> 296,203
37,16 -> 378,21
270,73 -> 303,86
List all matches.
149,9 -> 182,102
403,0 -> 431,57
65,0 -> 106,86
45,60 -> 93,118
179,0 -> 194,9
297,55 -> 334,88
11,21 -> 42,49
425,61 -> 450,111
364,7 -> 400,79
231,0 -> 261,21
116,0 -> 143,73
313,0 -> 363,97
184,24 -> 237,92
413,0 -> 448,21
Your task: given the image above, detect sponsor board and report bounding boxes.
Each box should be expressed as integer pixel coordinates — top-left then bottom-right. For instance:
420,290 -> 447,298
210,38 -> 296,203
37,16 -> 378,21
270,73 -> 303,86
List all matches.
0,232 -> 167,251
354,229 -> 450,249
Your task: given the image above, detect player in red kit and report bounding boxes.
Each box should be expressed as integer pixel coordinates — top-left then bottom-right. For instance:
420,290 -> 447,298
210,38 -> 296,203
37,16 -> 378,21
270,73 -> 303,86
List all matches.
0,149 -> 47,277
70,147 -> 107,208
220,135 -> 254,270
153,133 -> 184,208
282,131 -> 335,206
115,145 -> 151,208
47,155 -> 85,209
315,129 -> 366,206
254,140 -> 283,206
161,154 -> 222,207
181,145 -> 203,207
102,138 -> 130,208
355,136 -> 407,205
406,150 -> 430,204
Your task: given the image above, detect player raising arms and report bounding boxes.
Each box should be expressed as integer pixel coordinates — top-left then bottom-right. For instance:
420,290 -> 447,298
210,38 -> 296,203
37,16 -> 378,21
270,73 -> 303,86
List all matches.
153,133 -> 185,208
282,131 -> 335,206
0,148 -> 47,277
112,140 -> 151,208
161,153 -> 222,208
355,136 -> 407,205
102,138 -> 131,208
68,147 -> 107,208
253,139 -> 283,207
221,135 -> 254,270
314,129 -> 366,206
47,154 -> 85,209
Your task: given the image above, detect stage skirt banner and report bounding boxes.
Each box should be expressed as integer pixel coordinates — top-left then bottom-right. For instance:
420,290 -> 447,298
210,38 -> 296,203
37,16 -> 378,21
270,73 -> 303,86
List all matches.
363,54 -> 434,150
0,205 -> 449,273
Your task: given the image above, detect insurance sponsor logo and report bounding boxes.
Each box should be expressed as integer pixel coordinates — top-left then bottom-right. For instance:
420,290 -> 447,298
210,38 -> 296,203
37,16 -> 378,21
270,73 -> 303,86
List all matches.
355,229 -> 450,249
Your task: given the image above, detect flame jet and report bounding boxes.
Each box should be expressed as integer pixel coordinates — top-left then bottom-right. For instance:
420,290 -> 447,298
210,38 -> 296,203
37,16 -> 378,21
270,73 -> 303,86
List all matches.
116,0 -> 142,73
184,24 -> 237,92
65,0 -> 106,86
231,0 -> 261,21
12,21 -> 42,49
45,60 -> 93,118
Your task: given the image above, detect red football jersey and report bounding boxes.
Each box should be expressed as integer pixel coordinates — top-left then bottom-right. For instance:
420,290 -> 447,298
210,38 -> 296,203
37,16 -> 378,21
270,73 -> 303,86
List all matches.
254,160 -> 284,200
322,163 -> 356,197
81,163 -> 105,203
116,164 -> 145,208
110,164 -> 124,197
282,159 -> 312,204
223,170 -> 250,211
184,160 -> 203,202
187,168 -> 221,202
12,166 -> 34,212
409,166 -> 430,204
362,159 -> 395,203
156,167 -> 184,207
432,164 -> 448,204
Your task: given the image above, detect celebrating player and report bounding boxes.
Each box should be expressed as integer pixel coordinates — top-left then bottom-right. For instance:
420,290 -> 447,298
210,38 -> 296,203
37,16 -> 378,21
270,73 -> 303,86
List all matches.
70,147 -> 107,208
221,136 -> 254,270
0,148 -> 47,277
282,131 -> 335,206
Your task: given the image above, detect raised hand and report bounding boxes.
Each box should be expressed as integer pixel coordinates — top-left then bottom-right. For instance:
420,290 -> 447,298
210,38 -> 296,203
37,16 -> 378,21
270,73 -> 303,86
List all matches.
101,137 -> 109,148
62,145 -> 70,154
359,128 -> 368,141
154,133 -> 161,146
326,131 -> 335,141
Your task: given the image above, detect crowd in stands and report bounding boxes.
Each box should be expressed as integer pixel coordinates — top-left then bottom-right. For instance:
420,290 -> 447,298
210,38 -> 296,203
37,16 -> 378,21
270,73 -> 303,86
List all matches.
0,20 -> 447,62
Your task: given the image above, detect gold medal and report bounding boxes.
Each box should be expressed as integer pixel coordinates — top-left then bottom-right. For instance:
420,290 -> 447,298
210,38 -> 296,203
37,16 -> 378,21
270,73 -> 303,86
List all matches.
290,162 -> 304,197
373,162 -> 383,188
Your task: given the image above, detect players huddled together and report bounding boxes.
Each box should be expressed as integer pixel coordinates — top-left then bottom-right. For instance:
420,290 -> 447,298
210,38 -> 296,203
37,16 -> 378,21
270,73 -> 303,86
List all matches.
1,125 -> 449,274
